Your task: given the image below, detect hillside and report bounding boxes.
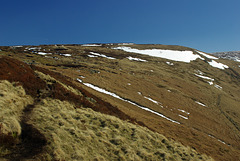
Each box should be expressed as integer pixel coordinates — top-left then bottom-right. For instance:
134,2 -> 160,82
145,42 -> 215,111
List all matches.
0,44 -> 240,161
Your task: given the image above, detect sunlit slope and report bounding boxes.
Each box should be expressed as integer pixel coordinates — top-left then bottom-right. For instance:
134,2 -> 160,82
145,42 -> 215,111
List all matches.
0,56 -> 214,161
0,43 -> 240,160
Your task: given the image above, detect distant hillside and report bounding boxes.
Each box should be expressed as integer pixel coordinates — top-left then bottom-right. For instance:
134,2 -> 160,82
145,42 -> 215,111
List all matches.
212,51 -> 240,62
1,44 -> 240,160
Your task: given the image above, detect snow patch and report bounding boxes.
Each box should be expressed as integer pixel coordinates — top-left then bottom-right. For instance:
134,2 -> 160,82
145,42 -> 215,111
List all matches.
208,135 -> 228,145
27,47 -> 41,51
12,46 -> 23,48
208,60 -> 229,69
194,74 -> 214,81
114,46 -> 203,63
38,52 -> 51,55
127,56 -> 147,62
60,54 -> 71,57
195,70 -> 204,75
208,81 -> 214,85
144,96 -> 159,104
82,44 -> 102,47
118,43 -> 134,45
179,115 -> 188,120
90,52 -> 116,59
195,101 -> 207,107
166,62 -> 174,65
88,55 -> 98,58
178,109 -> 190,115
76,78 -> 82,83
79,80 -> 180,124
214,84 -> 222,90
196,50 -> 218,60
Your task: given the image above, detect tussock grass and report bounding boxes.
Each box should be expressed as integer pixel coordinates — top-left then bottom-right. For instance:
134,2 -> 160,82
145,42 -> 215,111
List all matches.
29,98 -> 213,161
0,80 -> 33,144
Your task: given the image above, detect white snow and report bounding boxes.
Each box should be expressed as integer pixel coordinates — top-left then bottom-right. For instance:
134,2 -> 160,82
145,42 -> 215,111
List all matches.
218,139 -> 227,145
194,74 -> 214,81
144,96 -> 159,104
83,83 -> 122,100
88,55 -> 97,58
206,80 -> 222,89
37,52 -> 51,55
80,76 -> 85,78
208,60 -> 229,69
195,101 -> 207,107
208,135 -> 227,145
76,78 -> 82,83
127,83 -> 131,85
82,44 -> 102,47
90,52 -> 116,59
178,109 -> 190,115
79,80 -> 180,124
27,47 -> 41,51
12,46 -> 23,48
138,92 -> 142,95
179,114 -> 188,120
118,43 -> 134,45
114,46 -> 203,63
196,50 -> 218,60
208,81 -> 214,85
214,84 -> 222,90
60,54 -> 71,57
127,56 -> 147,62
195,70 -> 204,75
166,62 -> 174,65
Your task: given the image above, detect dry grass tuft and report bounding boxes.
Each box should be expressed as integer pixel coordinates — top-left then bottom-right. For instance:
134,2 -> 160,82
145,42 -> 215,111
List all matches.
29,98 -> 213,161
0,80 -> 33,145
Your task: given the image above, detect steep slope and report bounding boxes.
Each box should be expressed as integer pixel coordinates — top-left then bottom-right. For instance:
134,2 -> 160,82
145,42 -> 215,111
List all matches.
1,44 -> 240,160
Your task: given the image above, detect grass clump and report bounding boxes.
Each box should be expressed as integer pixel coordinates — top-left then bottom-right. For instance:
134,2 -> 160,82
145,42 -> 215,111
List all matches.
0,80 -> 33,147
29,98 -> 214,161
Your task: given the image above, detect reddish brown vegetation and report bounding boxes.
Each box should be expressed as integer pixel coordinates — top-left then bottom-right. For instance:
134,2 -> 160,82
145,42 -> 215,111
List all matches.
0,56 -> 145,127
0,56 -> 46,97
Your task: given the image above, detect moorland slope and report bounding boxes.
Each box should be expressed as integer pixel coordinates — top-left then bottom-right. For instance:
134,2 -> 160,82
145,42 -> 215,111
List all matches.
0,44 -> 240,160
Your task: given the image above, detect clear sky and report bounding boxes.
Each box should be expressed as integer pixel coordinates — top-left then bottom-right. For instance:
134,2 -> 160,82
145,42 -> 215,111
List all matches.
0,0 -> 239,52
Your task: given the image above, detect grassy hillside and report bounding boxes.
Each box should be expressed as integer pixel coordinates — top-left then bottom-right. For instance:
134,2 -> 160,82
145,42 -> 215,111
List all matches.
0,68 -> 212,161
0,44 -> 240,160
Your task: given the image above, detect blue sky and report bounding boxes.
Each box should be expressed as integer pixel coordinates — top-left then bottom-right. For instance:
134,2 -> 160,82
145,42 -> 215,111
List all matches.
0,0 -> 239,52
